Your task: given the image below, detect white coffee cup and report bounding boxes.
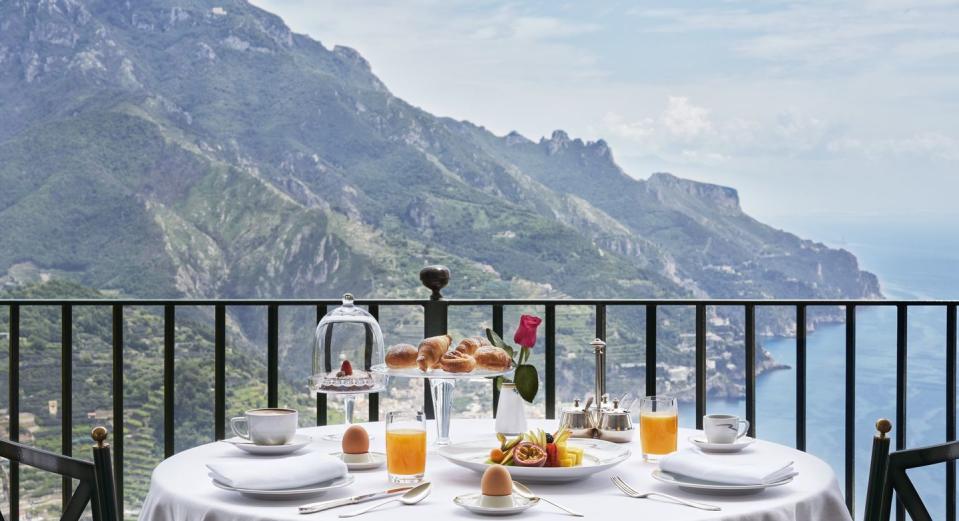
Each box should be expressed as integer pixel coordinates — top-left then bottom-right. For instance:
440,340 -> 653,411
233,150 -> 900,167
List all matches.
703,414 -> 749,444
230,408 -> 298,445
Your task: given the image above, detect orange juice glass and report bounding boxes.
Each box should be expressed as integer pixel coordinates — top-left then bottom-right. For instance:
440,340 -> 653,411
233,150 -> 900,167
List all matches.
639,396 -> 678,461
386,410 -> 427,483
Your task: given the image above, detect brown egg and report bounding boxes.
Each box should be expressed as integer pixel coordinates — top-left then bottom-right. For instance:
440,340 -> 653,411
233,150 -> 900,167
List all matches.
341,425 -> 370,455
480,464 -> 513,496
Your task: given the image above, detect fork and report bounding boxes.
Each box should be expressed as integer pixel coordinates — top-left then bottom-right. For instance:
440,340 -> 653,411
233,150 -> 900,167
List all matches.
611,476 -> 721,511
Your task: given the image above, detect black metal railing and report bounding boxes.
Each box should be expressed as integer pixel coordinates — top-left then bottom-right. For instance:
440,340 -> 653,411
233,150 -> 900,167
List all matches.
1,266 -> 957,521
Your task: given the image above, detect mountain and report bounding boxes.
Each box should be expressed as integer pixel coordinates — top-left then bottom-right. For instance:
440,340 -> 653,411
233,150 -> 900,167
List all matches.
0,0 -> 879,307
0,1 -> 882,514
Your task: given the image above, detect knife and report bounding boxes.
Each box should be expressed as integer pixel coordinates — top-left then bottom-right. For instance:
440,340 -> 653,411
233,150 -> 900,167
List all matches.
299,486 -> 413,514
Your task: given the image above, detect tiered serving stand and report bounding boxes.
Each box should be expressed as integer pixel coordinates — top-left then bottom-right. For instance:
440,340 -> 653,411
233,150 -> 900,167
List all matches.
371,364 -> 513,445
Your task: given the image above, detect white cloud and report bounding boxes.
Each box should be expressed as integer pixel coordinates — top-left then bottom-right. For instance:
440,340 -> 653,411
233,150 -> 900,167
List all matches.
662,96 -> 712,139
250,0 -> 959,218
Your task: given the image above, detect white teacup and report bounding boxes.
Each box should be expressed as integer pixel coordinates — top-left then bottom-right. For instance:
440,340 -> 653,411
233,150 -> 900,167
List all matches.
703,414 -> 749,444
230,408 -> 298,445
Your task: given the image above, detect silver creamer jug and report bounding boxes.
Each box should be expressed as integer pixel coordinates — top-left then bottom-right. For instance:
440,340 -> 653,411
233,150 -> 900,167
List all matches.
597,399 -> 635,443
559,398 -> 595,438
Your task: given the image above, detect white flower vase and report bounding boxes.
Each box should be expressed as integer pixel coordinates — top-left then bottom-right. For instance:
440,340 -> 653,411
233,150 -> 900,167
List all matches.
495,382 -> 528,435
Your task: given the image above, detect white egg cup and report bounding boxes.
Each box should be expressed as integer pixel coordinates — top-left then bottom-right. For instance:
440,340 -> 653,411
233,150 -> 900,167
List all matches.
341,452 -> 373,464
479,494 -> 515,508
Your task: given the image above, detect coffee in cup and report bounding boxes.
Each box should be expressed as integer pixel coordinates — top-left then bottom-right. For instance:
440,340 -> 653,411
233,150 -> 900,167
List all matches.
230,408 -> 298,445
703,414 -> 749,444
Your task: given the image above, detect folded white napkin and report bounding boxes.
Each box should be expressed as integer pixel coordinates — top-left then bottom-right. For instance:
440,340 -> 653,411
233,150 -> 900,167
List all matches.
207,451 -> 348,490
660,448 -> 797,486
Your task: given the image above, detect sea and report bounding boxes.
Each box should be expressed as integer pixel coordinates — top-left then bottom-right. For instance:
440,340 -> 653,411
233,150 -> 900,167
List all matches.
677,216 -> 959,519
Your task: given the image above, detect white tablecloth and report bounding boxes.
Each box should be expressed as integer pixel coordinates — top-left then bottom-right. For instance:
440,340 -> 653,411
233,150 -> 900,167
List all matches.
139,419 -> 852,521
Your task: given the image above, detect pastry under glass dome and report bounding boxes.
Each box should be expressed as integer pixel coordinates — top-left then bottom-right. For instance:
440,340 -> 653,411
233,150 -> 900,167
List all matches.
309,294 -> 387,432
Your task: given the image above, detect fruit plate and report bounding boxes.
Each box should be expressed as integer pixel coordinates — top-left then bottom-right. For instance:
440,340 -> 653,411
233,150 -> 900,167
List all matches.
438,438 -> 630,483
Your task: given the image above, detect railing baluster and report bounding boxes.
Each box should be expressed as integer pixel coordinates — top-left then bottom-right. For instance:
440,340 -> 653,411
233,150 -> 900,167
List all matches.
492,304 -> 504,414
61,304 -> 73,510
695,304 -> 707,429
745,304 -> 756,438
796,304 -> 807,451
367,305 -> 380,422
646,305 -> 657,398
545,304 -> 556,419
9,304 -> 19,521
164,304 -> 175,458
267,304 -> 279,408
947,304 -> 956,521
214,305 -> 226,440
896,304 -> 908,521
595,304 -> 606,341
845,305 -> 856,514
112,304 -> 124,514
316,305 -> 327,426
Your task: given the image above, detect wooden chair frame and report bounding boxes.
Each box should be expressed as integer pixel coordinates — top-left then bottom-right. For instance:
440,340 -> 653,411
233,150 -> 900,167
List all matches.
879,439 -> 959,521
0,427 -> 118,521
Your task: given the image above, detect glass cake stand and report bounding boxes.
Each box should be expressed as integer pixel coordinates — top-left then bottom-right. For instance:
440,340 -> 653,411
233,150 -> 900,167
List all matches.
372,364 -> 514,445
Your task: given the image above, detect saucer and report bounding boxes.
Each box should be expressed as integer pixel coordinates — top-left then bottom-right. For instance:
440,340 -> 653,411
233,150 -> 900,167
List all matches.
453,493 -> 539,516
211,473 -> 354,500
330,451 -> 386,470
222,434 -> 312,455
688,435 -> 754,453
651,469 -> 792,495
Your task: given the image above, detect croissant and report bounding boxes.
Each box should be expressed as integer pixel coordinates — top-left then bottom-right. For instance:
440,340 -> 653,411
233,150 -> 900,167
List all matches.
474,346 -> 511,371
416,334 -> 452,371
454,337 -> 484,356
440,350 -> 476,373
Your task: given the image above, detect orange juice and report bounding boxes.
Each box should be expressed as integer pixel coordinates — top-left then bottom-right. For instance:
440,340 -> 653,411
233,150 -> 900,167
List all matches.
640,411 -> 678,456
386,429 -> 427,476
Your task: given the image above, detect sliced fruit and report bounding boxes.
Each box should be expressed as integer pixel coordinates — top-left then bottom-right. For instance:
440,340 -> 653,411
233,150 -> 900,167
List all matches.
490,447 -> 505,462
513,441 -> 548,467
560,456 -> 575,467
567,446 -> 584,466
545,443 -> 558,467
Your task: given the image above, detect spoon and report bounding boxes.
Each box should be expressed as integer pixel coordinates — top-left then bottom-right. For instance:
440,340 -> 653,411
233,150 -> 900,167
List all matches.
339,481 -> 431,518
512,482 -> 583,517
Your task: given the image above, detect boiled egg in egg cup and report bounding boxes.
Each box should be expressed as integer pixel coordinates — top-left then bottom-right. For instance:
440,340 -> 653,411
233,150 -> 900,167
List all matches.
480,465 -> 515,508
334,425 -> 386,470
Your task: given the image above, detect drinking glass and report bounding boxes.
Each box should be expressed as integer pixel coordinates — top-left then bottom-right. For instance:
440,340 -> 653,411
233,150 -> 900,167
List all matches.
639,396 -> 678,461
385,410 -> 427,483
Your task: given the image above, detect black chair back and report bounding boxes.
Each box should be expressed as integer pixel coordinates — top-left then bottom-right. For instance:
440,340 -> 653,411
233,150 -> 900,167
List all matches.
0,427 -> 119,521
864,418 -> 893,521
879,436 -> 959,521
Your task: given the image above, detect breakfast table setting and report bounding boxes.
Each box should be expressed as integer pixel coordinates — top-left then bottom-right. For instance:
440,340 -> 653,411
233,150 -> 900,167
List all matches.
137,298 -> 853,521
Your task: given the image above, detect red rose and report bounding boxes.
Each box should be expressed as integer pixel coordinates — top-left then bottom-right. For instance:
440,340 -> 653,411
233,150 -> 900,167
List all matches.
513,314 -> 542,349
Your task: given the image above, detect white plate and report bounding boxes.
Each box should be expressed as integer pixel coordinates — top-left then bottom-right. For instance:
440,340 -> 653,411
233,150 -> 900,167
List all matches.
372,363 -> 514,380
210,473 -> 355,500
331,451 -> 387,470
688,436 -> 755,453
453,493 -> 539,515
438,438 -> 630,483
651,469 -> 793,495
221,434 -> 312,456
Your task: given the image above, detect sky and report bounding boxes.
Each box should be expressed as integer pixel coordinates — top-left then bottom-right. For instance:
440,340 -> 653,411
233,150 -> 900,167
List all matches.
250,0 -> 959,226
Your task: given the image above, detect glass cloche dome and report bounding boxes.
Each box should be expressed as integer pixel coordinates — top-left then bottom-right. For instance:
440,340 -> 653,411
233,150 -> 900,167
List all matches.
309,293 -> 387,396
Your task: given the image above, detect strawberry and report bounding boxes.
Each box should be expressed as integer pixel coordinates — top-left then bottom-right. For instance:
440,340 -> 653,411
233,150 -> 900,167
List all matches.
340,360 -> 353,376
546,443 -> 558,467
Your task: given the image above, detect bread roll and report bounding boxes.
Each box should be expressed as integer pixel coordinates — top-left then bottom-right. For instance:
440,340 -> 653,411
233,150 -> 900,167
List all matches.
454,337 -> 483,355
416,334 -> 452,371
474,346 -> 511,371
385,343 -> 418,369
440,350 -> 476,373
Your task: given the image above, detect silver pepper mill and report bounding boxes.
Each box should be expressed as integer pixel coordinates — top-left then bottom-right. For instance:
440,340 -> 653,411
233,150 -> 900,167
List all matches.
591,338 -> 607,420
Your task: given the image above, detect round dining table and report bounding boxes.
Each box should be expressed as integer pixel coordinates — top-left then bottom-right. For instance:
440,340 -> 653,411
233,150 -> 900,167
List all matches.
138,419 -> 852,521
